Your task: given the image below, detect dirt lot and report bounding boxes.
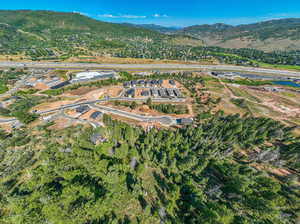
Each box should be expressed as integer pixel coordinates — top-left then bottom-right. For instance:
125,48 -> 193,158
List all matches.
79,109 -> 99,120
109,113 -> 165,130
34,82 -> 49,91
161,80 -> 178,89
49,118 -> 74,130
134,88 -> 149,98
67,87 -> 98,95
207,79 -> 300,123
35,86 -> 123,112
65,86 -> 123,100
33,99 -> 77,111
103,102 -> 192,119
0,123 -> 13,133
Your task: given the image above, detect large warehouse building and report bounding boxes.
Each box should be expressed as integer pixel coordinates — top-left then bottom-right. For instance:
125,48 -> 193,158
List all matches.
71,71 -> 117,83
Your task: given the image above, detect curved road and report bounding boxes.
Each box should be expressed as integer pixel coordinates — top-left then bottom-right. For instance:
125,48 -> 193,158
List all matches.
1,61 -> 300,78
0,97 -> 178,126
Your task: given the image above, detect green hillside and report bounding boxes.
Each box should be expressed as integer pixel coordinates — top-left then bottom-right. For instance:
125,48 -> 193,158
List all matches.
0,10 -> 181,57
0,10 -> 300,68
177,19 -> 300,51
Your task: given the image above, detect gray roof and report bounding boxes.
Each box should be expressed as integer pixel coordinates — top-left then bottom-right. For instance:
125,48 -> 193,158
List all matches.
90,133 -> 106,145
177,118 -> 193,125
76,105 -> 90,113
90,111 -> 103,119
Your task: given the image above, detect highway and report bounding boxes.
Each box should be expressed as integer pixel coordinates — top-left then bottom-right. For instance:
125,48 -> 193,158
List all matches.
1,61 -> 300,78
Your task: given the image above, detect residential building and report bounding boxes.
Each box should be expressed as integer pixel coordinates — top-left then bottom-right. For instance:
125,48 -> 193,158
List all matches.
158,89 -> 167,98
90,133 -> 107,145
125,89 -> 135,98
169,80 -> 176,86
166,89 -> 175,97
173,89 -> 182,97
141,90 -> 150,97
50,81 -> 70,89
131,80 -> 137,87
90,111 -> 103,120
177,118 -> 193,125
151,88 -> 159,97
123,81 -> 131,88
76,105 -> 90,114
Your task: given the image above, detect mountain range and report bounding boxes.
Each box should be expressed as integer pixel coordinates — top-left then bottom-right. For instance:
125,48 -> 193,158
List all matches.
133,18 -> 300,52
0,10 -> 300,58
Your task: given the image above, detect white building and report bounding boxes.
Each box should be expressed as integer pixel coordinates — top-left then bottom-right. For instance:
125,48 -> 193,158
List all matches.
71,71 -> 116,83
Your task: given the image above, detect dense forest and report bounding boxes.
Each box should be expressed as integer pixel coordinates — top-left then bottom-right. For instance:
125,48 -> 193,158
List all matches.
0,113 -> 299,223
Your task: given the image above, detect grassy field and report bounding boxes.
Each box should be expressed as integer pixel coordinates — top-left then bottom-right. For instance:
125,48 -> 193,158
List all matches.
227,86 -> 262,103
258,62 -> 300,71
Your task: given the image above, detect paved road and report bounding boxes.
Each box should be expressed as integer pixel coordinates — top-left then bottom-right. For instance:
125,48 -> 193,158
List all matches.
91,104 -> 176,126
1,61 -> 300,78
37,97 -> 185,114
37,98 -> 177,126
0,97 -> 179,126
0,118 -> 17,123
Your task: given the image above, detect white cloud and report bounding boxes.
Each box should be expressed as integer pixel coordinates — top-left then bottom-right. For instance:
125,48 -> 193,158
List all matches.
152,14 -> 169,18
98,14 -> 146,19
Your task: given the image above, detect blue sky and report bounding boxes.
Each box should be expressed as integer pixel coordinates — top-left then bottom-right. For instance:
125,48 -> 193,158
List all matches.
1,0 -> 300,27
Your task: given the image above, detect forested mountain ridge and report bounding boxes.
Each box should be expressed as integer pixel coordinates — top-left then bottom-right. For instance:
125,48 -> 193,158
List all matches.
0,10 -> 198,57
1,10 -> 300,68
175,18 -> 300,51
123,23 -> 180,33
135,18 -> 300,51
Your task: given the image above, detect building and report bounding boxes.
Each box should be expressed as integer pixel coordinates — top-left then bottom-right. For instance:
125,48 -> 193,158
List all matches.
158,89 -> 168,98
151,80 -> 159,87
123,81 -> 131,88
169,80 -> 176,86
177,118 -> 193,125
71,71 -> 116,83
173,89 -> 182,97
125,89 -> 135,98
131,80 -> 137,87
76,105 -> 90,114
151,89 -> 159,97
135,72 -> 151,76
166,89 -> 175,97
141,90 -> 150,97
145,80 -> 151,87
90,111 -> 103,120
263,86 -> 282,92
50,81 -> 70,89
138,80 -> 145,86
90,133 -> 107,145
